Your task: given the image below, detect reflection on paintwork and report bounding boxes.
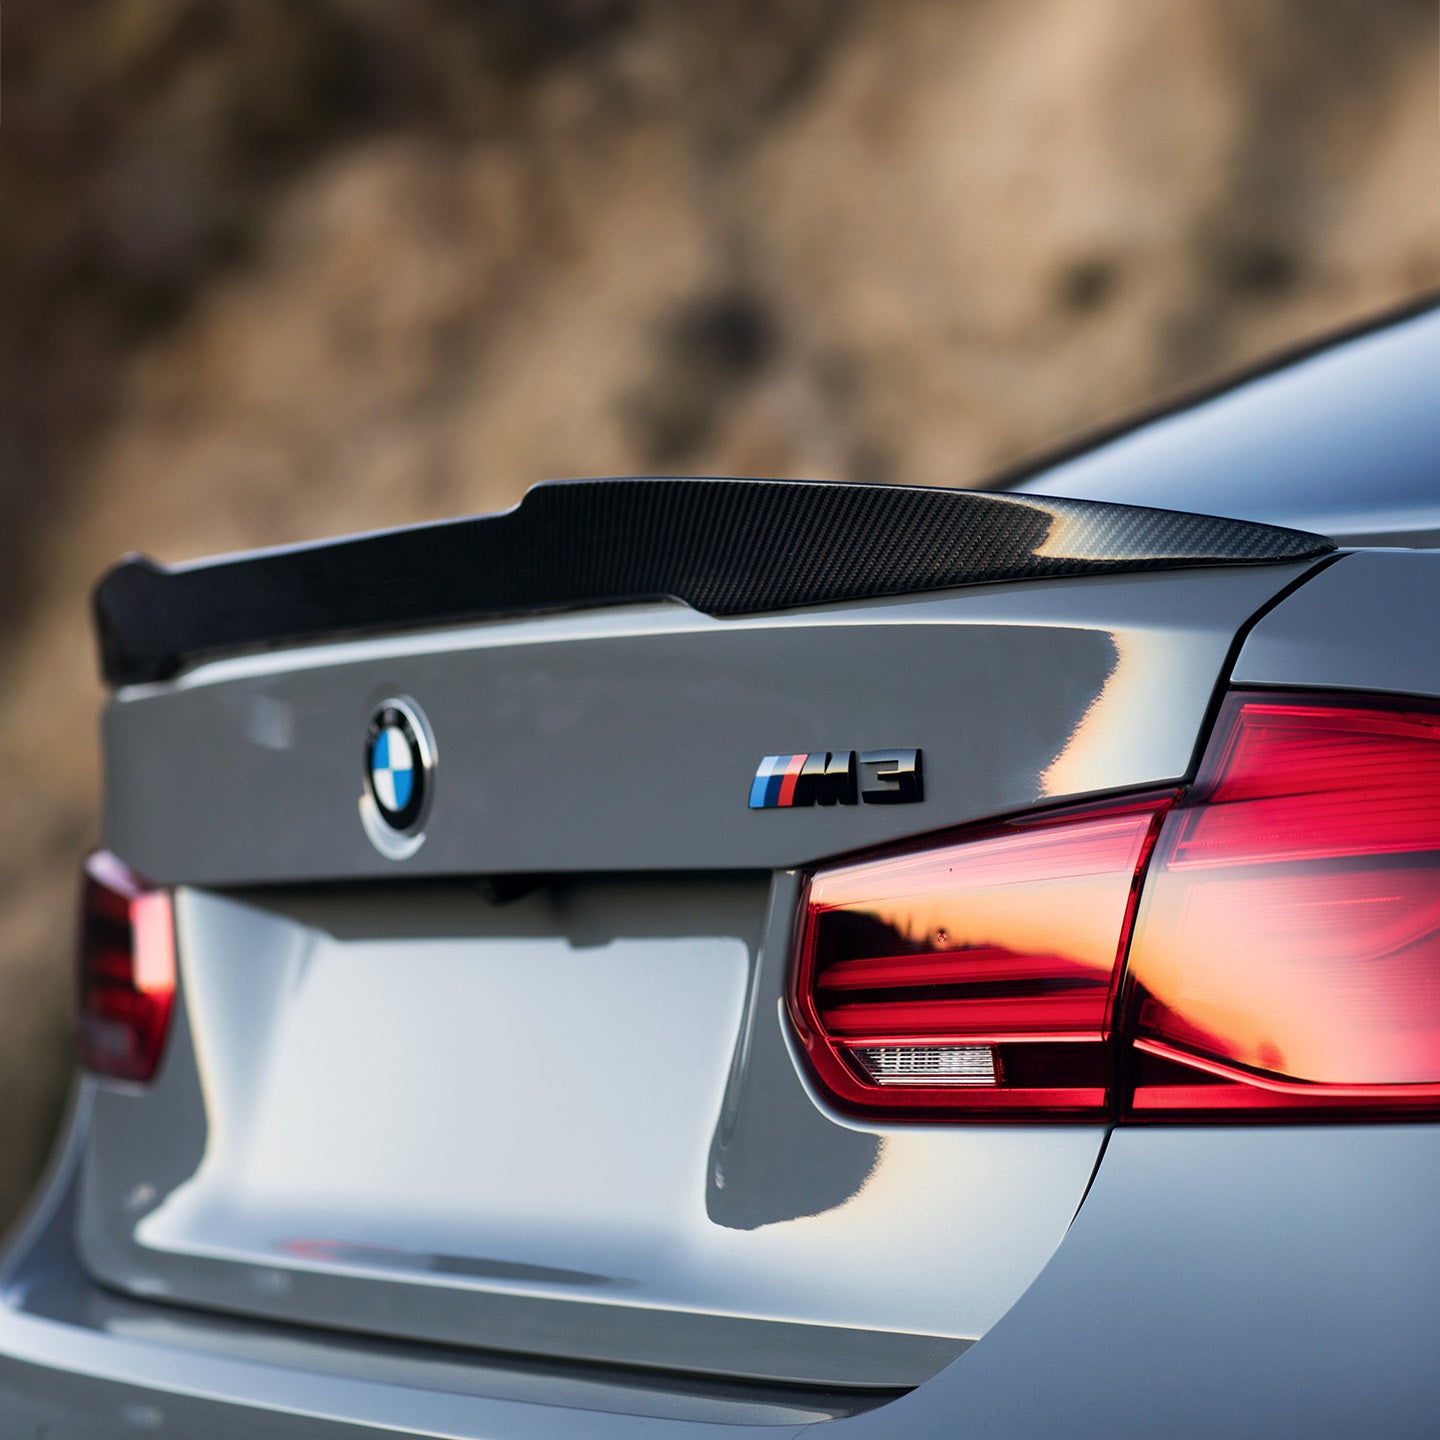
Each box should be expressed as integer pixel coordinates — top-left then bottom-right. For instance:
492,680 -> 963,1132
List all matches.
101,564 -> 1305,885
277,1239 -> 625,1289
807,809 -> 1159,1040
1042,633 -> 1179,799
87,882 -> 1113,1367
143,917 -> 752,1293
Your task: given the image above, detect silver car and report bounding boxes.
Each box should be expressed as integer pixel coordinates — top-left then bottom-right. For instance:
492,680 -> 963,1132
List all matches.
1,297 -> 1437,1436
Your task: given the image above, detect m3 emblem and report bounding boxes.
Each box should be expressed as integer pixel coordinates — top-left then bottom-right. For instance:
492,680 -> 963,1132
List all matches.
749,750 -> 923,808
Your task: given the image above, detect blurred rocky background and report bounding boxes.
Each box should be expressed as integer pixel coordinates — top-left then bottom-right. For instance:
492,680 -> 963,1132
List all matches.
0,0 -> 1437,1226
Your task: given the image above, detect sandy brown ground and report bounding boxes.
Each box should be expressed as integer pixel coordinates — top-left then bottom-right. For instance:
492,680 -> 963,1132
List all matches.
0,0 -> 1437,1230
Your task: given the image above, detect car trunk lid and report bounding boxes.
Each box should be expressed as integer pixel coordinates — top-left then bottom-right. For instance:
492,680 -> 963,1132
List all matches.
78,510 -> 1328,1388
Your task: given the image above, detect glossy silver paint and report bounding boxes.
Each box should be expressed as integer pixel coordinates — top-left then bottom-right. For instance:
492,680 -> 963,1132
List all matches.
3,1099 -> 847,1436
77,877 -> 1071,1386
830,1125 -> 1440,1440
1233,549 -> 1440,698
11,1106 -> 1440,1435
103,563 -> 1318,885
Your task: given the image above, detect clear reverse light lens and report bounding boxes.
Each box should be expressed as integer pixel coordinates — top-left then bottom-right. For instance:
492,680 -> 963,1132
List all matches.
852,1044 -> 997,1085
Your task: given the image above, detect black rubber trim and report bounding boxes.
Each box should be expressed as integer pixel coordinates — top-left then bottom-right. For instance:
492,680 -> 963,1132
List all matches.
93,477 -> 1333,686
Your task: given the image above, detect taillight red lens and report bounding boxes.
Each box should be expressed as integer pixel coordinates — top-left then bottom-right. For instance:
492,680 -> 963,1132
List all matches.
789,796 -> 1172,1117
1122,693 -> 1440,1116
77,851 -> 176,1083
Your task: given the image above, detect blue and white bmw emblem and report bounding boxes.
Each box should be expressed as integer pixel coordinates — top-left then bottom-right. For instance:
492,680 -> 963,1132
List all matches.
361,697 -> 435,858
371,722 -> 418,818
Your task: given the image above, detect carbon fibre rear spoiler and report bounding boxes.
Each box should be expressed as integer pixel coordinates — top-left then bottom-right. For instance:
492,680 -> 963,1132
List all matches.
93,478 -> 1331,686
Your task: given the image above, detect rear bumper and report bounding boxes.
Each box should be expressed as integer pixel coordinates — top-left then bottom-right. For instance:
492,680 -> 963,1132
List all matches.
4,1096 -> 1440,1438
0,1091 -> 872,1437
0,1318 -> 828,1440
0,1091 -> 893,1438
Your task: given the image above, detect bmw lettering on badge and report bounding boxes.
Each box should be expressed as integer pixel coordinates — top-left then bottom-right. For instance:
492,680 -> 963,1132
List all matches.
360,697 -> 436,858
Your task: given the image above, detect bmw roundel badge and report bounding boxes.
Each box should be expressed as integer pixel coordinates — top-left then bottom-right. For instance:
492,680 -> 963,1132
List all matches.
360,696 -> 435,858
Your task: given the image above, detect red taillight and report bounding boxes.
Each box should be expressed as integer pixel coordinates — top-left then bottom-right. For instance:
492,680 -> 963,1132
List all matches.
789,796 -> 1173,1117
77,851 -> 176,1083
790,690 -> 1440,1123
1121,693 -> 1440,1116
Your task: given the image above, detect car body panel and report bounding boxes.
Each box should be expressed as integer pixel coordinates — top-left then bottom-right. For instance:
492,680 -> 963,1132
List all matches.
103,563 -> 1319,886
70,559 -> 1329,1386
829,1125 -> 1440,1440
1233,549 -> 1440,697
77,877 -> 997,1386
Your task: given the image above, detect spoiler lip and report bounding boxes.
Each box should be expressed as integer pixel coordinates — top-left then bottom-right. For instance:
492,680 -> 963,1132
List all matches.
92,477 -> 1332,688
